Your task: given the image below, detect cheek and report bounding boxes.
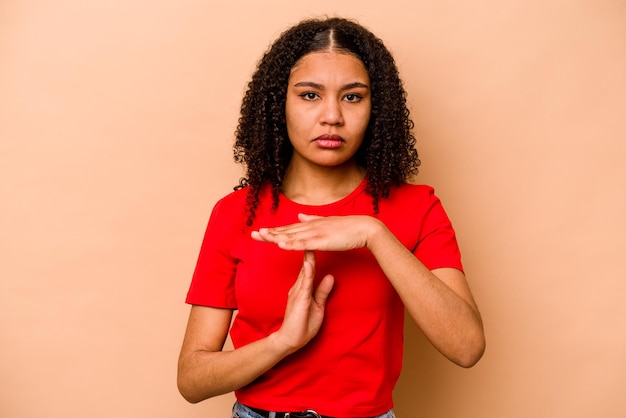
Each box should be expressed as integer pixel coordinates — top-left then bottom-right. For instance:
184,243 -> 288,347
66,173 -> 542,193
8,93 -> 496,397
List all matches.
285,112 -> 300,138
352,101 -> 371,126
286,107 -> 314,137
360,113 -> 371,130
354,109 -> 371,134
284,104 -> 297,134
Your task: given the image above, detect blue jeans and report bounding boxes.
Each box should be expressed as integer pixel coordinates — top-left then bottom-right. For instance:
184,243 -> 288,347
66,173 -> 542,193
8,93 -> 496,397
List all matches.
231,401 -> 396,418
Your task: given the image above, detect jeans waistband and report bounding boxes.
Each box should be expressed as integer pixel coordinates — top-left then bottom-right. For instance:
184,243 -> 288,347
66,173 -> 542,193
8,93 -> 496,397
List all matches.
233,401 -> 395,418
246,404 -> 330,418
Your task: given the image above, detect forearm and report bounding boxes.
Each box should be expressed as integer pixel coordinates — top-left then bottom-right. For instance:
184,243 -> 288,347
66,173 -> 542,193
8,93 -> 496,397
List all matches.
366,220 -> 485,367
179,252 -> 333,403
177,332 -> 291,403
250,214 -> 484,366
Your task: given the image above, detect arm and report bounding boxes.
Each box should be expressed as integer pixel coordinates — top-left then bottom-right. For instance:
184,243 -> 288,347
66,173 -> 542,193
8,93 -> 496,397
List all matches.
252,214 -> 485,367
365,219 -> 485,367
177,251 -> 334,403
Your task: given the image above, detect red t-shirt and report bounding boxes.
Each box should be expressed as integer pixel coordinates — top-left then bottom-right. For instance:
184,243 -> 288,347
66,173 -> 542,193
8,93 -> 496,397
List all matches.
186,180 -> 463,417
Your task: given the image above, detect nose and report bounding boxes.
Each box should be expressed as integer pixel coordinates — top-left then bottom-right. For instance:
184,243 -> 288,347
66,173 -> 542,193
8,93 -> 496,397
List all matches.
320,98 -> 344,126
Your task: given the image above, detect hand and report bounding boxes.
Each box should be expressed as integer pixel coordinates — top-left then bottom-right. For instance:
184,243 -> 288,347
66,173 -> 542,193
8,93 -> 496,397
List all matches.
272,251 -> 334,353
251,213 -> 381,252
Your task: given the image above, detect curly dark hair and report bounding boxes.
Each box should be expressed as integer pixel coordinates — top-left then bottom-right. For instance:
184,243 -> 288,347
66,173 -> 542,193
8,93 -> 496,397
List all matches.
233,17 -> 420,225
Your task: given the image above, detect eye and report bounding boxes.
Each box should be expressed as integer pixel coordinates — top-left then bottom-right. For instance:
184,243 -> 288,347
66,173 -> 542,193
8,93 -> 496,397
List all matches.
299,92 -> 320,101
344,93 -> 362,103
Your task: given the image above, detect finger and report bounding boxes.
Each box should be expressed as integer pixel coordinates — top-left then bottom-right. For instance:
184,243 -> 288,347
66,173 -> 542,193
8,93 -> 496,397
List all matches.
252,226 -> 306,243
250,230 -> 268,242
298,213 -> 323,222
300,260 -> 314,291
252,227 -> 301,244
303,249 -> 315,264
313,274 -> 334,307
278,239 -> 309,251
296,251 -> 316,293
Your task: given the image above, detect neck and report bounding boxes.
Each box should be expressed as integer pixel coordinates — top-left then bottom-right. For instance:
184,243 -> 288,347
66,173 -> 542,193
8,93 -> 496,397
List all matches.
281,161 -> 365,205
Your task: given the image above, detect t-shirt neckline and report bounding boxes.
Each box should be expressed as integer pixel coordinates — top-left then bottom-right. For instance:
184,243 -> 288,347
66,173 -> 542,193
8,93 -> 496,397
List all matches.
278,178 -> 367,212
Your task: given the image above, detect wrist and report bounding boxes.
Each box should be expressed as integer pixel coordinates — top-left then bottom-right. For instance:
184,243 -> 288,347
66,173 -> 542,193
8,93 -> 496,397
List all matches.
268,330 -> 298,357
364,217 -> 386,251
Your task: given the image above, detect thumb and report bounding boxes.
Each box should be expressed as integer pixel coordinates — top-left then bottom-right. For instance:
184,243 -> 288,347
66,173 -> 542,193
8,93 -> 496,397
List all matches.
313,274 -> 334,307
298,213 -> 323,222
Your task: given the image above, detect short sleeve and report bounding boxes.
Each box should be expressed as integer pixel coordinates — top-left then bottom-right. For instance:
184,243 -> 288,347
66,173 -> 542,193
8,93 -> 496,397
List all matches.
185,198 -> 239,308
412,189 -> 463,272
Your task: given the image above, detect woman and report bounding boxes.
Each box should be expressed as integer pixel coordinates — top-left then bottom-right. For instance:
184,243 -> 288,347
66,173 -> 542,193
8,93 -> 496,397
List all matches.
178,17 -> 485,418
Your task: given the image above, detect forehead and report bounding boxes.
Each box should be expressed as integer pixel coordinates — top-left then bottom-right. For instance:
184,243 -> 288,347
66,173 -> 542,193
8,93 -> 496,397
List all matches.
289,51 -> 369,82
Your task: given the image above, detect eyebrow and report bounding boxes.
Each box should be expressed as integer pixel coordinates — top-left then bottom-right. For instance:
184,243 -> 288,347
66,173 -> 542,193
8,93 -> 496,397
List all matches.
293,81 -> 369,90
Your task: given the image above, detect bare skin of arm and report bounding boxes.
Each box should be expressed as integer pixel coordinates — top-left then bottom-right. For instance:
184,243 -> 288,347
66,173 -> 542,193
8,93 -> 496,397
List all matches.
177,251 -> 334,403
252,213 -> 485,367
178,213 -> 484,403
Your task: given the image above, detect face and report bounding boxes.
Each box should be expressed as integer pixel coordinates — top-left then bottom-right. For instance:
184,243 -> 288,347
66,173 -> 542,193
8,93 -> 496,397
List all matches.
285,51 -> 371,171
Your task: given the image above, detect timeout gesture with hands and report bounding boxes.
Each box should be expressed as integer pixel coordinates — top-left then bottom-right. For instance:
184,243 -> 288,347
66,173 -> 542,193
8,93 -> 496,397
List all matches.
177,16 -> 485,410
271,250 -> 334,354
254,214 -> 383,354
251,213 -> 383,252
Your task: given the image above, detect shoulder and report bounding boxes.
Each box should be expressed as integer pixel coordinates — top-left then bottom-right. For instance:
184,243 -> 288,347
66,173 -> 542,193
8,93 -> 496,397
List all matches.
214,183 -> 273,208
209,183 -> 274,227
377,183 -> 445,218
213,186 -> 250,210
205,187 -> 252,230
386,182 -> 437,203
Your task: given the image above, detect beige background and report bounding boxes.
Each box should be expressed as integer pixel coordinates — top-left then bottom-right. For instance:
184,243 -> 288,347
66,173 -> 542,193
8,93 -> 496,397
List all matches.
1,0 -> 625,417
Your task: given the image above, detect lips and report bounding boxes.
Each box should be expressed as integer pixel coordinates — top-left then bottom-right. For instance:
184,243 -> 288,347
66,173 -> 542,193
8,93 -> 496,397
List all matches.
314,134 -> 344,149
